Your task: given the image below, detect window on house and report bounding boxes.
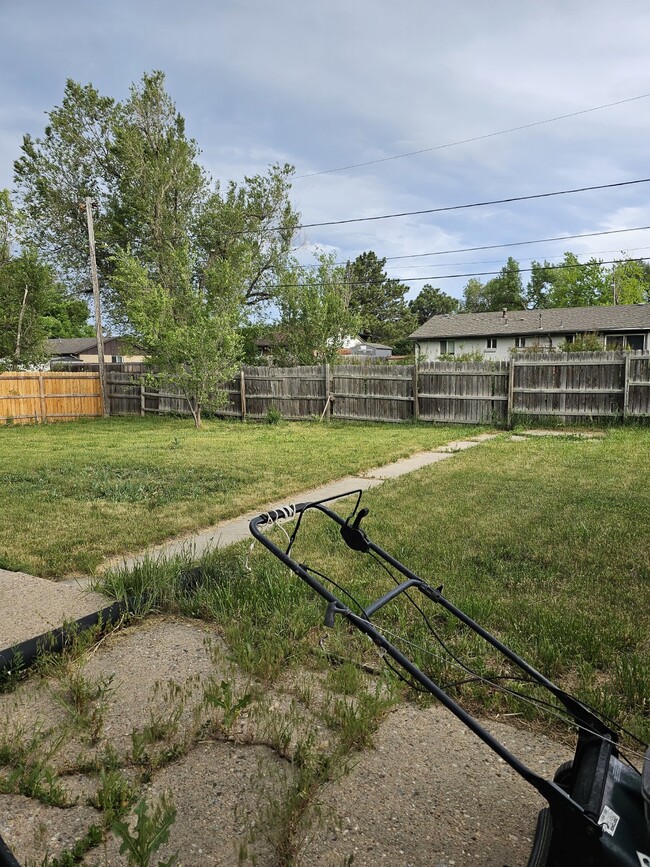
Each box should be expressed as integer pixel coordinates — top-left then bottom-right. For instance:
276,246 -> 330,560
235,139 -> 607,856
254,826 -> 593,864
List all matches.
605,333 -> 645,351
440,339 -> 455,355
486,338 -> 497,350
111,356 -> 123,363
514,337 -> 526,348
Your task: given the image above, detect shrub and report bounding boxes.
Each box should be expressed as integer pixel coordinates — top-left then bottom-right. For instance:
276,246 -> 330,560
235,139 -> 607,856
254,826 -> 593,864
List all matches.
559,333 -> 604,352
265,406 -> 282,424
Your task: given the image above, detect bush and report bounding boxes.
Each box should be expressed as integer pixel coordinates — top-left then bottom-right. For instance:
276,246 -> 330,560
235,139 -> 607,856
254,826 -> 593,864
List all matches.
559,333 -> 604,352
265,406 -> 282,424
439,350 -> 485,362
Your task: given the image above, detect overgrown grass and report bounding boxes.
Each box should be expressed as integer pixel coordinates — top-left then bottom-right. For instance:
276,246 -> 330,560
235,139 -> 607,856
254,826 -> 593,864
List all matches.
0,416 -> 482,576
97,427 -> 650,747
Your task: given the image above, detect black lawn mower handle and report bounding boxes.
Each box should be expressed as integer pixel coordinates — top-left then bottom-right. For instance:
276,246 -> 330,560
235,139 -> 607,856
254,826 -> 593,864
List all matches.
249,494 -> 609,822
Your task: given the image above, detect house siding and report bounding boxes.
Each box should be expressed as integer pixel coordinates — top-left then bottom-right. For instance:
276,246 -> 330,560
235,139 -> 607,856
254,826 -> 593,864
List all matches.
415,333 -> 568,362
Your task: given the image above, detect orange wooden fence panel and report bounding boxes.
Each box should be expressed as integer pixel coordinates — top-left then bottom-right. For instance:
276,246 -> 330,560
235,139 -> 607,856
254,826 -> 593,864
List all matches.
0,372 -> 103,425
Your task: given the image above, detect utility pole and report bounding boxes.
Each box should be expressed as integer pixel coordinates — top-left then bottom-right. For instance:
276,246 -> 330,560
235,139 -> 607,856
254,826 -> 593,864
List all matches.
82,197 -> 109,417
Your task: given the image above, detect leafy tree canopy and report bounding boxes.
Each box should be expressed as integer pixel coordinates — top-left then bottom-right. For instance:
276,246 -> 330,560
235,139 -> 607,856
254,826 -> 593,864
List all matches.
461,252 -> 650,311
14,80 -> 118,291
110,244 -> 242,428
462,257 -> 525,312
0,190 -> 92,364
12,72 -> 300,421
195,164 -> 299,309
409,283 -> 459,324
275,251 -> 360,365
345,251 -> 417,351
13,71 -> 299,321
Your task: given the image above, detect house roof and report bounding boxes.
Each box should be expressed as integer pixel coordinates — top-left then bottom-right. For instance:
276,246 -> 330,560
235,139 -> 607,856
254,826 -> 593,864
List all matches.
409,303 -> 650,341
46,336 -> 142,356
46,338 -> 98,355
354,342 -> 392,350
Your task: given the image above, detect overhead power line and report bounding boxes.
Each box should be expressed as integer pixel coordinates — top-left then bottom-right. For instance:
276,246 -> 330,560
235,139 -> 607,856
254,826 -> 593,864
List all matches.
297,223 -> 650,269
386,244 -> 650,272
275,256 -> 648,289
297,177 -> 650,229
294,92 -> 650,179
382,224 -> 650,262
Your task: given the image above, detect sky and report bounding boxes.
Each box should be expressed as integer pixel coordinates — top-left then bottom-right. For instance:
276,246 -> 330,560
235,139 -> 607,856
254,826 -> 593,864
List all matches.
1,0 -> 650,303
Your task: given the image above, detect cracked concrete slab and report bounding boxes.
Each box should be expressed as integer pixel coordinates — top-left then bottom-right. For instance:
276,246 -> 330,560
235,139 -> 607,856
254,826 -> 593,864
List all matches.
0,570 -> 108,650
362,450 -> 454,479
436,439 -> 482,452
524,429 -> 605,438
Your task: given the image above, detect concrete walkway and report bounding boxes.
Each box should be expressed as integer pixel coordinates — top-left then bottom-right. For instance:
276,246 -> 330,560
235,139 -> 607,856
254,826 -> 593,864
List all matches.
98,434 -> 497,572
1,433 -> 497,651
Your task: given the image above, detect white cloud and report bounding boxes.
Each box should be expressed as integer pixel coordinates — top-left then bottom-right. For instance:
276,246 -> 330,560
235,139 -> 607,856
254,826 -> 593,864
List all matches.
2,0 -> 650,301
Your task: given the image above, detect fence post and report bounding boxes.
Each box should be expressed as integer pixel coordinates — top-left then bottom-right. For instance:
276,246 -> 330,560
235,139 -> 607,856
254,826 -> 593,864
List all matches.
38,373 -> 47,422
140,382 -> 145,417
412,362 -> 419,421
623,354 -> 631,421
324,363 -> 331,419
506,359 -> 515,428
240,369 -> 247,420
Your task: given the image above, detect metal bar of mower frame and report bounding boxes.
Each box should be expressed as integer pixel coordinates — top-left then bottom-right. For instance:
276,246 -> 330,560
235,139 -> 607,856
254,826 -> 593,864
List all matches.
250,497 -> 613,826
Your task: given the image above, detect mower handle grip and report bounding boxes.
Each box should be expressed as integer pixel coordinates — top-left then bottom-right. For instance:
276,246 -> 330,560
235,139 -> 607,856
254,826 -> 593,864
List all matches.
251,502 -> 308,529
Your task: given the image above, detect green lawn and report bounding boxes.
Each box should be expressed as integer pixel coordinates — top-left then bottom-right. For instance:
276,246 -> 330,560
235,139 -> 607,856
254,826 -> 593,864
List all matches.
99,426 -> 650,745
0,416 -> 483,576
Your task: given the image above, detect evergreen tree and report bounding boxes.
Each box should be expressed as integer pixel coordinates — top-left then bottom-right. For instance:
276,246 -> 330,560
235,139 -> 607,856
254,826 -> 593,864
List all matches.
409,284 -> 458,324
345,251 -> 416,349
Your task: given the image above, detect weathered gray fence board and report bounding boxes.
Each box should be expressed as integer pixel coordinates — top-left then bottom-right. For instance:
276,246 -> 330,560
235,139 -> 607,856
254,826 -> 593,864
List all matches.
62,352 -> 650,426
627,355 -> 650,417
330,364 -> 413,422
509,351 -> 633,421
418,361 -> 509,425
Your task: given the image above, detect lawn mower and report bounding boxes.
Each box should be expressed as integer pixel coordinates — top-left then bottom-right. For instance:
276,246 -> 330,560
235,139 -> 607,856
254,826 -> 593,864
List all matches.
249,491 -> 650,867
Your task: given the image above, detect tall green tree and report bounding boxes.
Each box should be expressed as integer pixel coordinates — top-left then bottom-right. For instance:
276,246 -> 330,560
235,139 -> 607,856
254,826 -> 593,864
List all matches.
462,258 -> 524,313
0,252 -> 49,363
484,257 -> 525,311
107,71 -> 207,290
0,190 -> 91,363
13,80 -> 118,292
345,251 -> 416,350
606,257 -> 650,305
110,245 -> 242,428
526,260 -> 556,308
275,252 -> 359,365
40,289 -> 93,339
409,283 -> 459,324
12,72 -> 303,420
0,259 -> 89,360
527,253 -> 650,308
545,253 -> 606,308
194,163 -> 299,309
461,277 -> 489,313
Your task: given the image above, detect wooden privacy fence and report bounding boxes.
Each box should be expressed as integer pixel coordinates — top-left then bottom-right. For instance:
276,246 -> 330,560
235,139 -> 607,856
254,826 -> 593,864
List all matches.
507,351 -> 650,423
104,361 -> 511,424
0,371 -> 103,424
105,352 -> 650,425
7,352 -> 650,427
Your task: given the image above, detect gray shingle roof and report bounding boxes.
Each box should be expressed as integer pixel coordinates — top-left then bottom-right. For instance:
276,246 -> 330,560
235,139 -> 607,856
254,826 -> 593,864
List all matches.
45,338 -> 98,355
409,303 -> 650,340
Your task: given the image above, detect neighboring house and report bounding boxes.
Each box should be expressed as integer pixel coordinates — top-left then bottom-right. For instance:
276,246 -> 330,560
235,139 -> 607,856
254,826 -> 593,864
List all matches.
46,337 -> 146,365
338,340 -> 392,360
409,303 -> 650,362
255,334 -> 393,362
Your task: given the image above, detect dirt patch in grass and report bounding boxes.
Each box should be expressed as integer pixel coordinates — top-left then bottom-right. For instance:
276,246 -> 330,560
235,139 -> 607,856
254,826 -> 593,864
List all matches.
0,616 -> 572,867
